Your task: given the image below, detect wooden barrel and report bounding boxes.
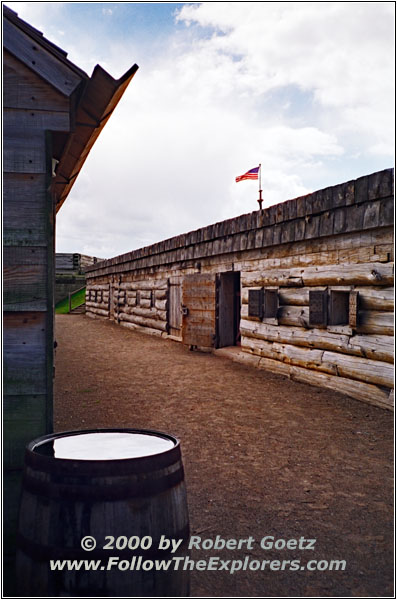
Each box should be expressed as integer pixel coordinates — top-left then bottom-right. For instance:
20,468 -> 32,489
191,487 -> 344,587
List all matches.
16,428 -> 190,597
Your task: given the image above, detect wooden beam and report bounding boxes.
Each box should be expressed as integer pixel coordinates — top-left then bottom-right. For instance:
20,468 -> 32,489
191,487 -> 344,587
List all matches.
3,18 -> 83,96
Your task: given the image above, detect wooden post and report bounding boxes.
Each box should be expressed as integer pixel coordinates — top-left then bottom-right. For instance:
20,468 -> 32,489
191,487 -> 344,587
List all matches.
258,189 -> 263,211
258,163 -> 263,210
68,292 -> 72,314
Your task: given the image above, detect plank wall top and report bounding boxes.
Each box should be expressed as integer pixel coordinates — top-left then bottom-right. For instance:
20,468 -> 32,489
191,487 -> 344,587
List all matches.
86,169 -> 394,278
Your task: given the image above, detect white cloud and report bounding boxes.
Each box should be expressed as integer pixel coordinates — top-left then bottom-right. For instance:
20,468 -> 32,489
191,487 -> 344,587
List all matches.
7,2 -> 394,257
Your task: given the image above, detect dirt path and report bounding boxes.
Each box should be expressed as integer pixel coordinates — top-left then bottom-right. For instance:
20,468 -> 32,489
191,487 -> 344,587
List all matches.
54,314 -> 394,597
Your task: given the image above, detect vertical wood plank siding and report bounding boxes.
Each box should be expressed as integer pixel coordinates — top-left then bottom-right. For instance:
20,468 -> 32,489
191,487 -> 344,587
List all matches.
86,169 -> 394,411
3,43 -> 75,579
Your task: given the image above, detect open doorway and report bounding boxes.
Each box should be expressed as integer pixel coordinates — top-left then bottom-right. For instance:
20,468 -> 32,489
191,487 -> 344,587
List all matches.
217,271 -> 241,348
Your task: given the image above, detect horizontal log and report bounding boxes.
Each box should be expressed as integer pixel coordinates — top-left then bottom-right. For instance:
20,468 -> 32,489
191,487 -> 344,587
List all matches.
85,301 -> 109,310
301,262 -> 394,286
155,290 -> 167,300
85,228 -> 393,279
242,273 -> 303,287
277,288 -> 308,306
357,311 -> 394,335
120,321 -> 166,338
355,286 -> 394,311
242,337 -> 326,370
230,351 -> 392,410
277,305 -> 310,327
239,243 -> 393,274
321,351 -> 394,388
139,290 -> 152,300
86,307 -> 109,317
242,262 -> 393,288
138,299 -> 152,309
122,306 -> 167,321
118,312 -> 167,331
242,336 -> 393,388
289,364 -> 393,410
118,280 -> 168,291
240,319 -> 395,362
155,299 -> 168,311
348,334 -> 394,364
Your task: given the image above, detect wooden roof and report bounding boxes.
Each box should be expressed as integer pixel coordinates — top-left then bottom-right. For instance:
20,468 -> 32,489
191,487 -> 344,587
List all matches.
3,5 -> 138,212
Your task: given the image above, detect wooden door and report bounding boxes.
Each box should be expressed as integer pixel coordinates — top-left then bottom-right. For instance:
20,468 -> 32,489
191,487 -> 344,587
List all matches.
182,274 -> 216,350
168,278 -> 182,338
217,272 -> 241,347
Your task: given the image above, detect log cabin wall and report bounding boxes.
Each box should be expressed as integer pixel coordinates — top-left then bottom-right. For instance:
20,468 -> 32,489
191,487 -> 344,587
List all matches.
85,169 -> 394,411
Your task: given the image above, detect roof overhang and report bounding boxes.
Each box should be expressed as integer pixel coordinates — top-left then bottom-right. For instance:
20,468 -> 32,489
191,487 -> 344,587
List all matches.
53,63 -> 139,212
3,5 -> 138,213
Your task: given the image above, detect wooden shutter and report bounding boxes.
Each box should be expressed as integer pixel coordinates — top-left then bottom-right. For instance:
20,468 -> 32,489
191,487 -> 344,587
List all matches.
329,290 -> 349,325
309,290 -> 328,326
264,289 -> 278,318
349,291 -> 359,328
248,289 -> 263,319
136,290 -> 140,306
168,279 -> 182,337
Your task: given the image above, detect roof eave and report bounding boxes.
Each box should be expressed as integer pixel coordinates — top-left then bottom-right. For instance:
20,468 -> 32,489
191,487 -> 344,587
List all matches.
53,63 -> 139,213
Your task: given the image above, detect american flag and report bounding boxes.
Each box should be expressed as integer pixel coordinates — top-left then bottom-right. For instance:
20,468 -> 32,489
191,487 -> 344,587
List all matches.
235,166 -> 260,183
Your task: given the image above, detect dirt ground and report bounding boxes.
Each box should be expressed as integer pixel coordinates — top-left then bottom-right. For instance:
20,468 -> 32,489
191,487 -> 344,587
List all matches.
54,314 -> 394,598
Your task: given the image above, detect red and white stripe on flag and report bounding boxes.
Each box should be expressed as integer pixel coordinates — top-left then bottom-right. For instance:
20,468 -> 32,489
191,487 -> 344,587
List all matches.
235,166 -> 260,183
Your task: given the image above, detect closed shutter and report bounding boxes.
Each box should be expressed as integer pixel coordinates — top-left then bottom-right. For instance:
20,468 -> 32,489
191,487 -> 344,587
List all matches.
309,290 -> 328,326
264,289 -> 278,318
349,291 -> 359,328
248,289 -> 263,319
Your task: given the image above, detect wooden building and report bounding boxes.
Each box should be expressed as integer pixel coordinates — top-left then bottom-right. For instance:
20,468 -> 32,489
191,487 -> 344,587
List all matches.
85,169 -> 394,411
56,252 -> 103,274
3,5 -> 137,582
55,253 -> 103,305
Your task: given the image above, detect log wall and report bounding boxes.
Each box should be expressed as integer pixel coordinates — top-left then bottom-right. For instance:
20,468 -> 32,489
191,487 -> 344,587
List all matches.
55,252 -> 104,274
86,169 -> 394,411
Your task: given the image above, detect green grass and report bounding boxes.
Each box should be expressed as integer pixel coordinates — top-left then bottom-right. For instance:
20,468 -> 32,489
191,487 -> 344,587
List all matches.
55,287 -> 86,314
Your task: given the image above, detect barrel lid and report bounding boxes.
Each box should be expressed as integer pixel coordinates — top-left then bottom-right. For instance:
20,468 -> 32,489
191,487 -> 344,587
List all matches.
25,428 -> 181,474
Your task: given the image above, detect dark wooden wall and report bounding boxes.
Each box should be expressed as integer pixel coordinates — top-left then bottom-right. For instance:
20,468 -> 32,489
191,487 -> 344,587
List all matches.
3,48 -> 72,572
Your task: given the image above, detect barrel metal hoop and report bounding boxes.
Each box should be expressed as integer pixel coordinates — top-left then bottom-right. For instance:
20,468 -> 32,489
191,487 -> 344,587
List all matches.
22,465 -> 185,501
17,524 -> 190,563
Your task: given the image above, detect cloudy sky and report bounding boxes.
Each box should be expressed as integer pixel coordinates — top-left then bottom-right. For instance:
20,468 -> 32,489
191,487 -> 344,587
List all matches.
7,2 -> 395,258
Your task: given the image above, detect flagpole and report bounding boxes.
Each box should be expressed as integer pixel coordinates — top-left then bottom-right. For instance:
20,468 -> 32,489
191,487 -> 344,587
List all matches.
257,163 -> 263,210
